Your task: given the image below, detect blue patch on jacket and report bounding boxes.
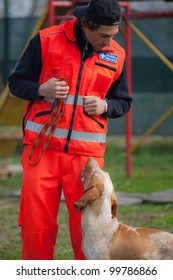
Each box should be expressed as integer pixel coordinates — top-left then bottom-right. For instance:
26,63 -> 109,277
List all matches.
99,52 -> 118,63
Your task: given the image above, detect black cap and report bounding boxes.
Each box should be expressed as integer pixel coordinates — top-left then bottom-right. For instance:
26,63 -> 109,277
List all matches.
74,0 -> 121,26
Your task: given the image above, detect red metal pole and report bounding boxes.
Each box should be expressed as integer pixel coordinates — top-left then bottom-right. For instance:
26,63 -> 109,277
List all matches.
124,2 -> 133,177
48,0 -> 54,26
48,0 -> 74,26
119,2 -> 133,176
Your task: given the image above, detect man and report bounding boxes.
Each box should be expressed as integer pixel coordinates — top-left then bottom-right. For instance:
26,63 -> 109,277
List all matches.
8,0 -> 132,260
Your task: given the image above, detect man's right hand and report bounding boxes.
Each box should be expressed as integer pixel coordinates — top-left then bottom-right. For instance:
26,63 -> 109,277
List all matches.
38,77 -> 69,99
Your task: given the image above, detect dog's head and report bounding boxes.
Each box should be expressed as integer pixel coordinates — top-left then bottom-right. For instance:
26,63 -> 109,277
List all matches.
74,157 -> 118,218
80,157 -> 100,188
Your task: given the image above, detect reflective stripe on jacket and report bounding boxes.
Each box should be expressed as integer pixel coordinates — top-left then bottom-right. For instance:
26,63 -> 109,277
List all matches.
23,19 -> 125,157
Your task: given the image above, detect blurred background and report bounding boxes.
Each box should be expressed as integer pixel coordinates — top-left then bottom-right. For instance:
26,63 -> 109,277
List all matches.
0,0 -> 173,260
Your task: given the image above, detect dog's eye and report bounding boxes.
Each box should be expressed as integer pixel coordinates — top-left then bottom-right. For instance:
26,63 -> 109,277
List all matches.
81,169 -> 85,182
81,177 -> 84,183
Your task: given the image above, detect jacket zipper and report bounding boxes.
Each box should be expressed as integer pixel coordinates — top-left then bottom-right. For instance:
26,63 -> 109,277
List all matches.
84,112 -> 104,129
34,110 -> 52,117
64,43 -> 88,153
23,100 -> 35,137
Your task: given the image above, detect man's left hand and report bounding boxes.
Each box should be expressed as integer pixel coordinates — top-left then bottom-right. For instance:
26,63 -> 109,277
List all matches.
83,96 -> 107,115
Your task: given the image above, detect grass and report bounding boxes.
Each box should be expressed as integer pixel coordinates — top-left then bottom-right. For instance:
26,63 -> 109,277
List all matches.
104,137 -> 173,193
0,136 -> 173,260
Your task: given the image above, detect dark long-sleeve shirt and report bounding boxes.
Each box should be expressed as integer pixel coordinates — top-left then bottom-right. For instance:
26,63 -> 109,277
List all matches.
8,22 -> 132,119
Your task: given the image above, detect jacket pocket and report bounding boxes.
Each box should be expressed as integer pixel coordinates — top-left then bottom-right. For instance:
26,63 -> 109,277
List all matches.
95,62 -> 117,72
84,112 -> 105,129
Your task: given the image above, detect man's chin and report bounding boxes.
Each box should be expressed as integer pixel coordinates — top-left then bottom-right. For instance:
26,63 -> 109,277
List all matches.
94,45 -> 104,51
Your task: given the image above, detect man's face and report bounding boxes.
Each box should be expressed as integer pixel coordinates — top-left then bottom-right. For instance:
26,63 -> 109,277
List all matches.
83,24 -> 119,50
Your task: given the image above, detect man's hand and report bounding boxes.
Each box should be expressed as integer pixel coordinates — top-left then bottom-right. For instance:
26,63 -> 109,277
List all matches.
38,77 -> 69,99
83,96 -> 108,115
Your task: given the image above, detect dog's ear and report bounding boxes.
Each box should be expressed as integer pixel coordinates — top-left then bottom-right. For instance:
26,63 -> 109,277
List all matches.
111,192 -> 118,218
74,186 -> 99,212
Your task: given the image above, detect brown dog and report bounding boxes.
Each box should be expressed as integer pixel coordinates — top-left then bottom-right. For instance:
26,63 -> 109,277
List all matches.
74,157 -> 173,260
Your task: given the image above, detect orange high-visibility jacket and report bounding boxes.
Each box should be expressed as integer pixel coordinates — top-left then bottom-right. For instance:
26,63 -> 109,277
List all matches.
23,19 -> 125,158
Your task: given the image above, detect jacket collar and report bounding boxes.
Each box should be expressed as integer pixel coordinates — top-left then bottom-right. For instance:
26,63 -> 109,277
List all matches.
63,18 -> 77,42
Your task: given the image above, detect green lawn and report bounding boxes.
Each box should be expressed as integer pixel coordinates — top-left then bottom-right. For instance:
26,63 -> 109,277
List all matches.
0,136 -> 173,260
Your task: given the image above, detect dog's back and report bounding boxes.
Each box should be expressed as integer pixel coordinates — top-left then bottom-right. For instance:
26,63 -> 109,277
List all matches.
111,223 -> 173,260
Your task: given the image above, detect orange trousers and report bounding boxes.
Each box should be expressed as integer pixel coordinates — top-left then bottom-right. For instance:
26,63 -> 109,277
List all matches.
18,145 -> 104,260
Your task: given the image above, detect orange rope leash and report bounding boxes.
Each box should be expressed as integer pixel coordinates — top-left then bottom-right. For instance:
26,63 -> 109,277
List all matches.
28,77 -> 68,165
